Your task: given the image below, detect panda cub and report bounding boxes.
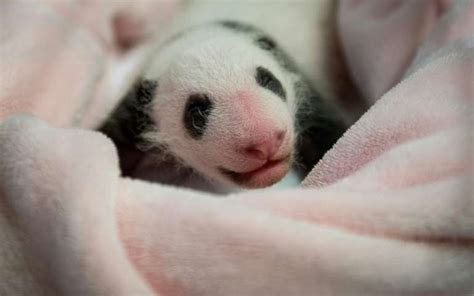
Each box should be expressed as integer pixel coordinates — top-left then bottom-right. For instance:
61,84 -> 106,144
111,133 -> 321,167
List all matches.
100,20 -> 346,192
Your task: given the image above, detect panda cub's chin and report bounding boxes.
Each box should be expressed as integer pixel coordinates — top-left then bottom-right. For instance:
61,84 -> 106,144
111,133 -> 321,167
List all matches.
219,154 -> 292,189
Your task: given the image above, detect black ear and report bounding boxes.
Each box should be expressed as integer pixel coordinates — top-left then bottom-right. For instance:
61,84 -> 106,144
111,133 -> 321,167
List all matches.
295,83 -> 347,177
256,36 -> 276,51
99,78 -> 158,145
98,79 -> 158,175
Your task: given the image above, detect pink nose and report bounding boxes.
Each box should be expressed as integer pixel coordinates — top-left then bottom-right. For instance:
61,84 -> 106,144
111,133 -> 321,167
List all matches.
240,130 -> 286,160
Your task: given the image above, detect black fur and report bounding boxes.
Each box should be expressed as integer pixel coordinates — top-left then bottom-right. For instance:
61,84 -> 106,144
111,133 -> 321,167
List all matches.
256,66 -> 286,101
219,20 -> 256,34
99,79 -> 158,175
184,94 -> 214,139
99,79 -> 157,145
256,36 -> 276,50
293,79 -> 346,175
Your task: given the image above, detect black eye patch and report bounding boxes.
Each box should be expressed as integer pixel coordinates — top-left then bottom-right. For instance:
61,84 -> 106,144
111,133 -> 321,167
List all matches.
256,67 -> 286,101
184,94 -> 214,139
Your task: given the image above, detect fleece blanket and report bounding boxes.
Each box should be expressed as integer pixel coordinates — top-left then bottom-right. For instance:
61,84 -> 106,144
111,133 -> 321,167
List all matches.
1,0 -> 473,295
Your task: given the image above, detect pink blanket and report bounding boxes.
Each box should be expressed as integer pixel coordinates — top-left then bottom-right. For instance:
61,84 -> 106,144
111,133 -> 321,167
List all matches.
1,0 -> 473,295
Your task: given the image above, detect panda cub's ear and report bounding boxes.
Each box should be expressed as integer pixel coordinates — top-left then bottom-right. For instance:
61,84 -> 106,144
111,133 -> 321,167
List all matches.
256,36 -> 276,51
124,78 -> 158,143
99,78 -> 158,145
121,78 -> 158,140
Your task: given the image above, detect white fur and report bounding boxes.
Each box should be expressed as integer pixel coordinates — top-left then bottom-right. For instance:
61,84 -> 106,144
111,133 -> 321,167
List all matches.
156,0 -> 332,90
140,1 -> 333,190
143,26 -> 297,188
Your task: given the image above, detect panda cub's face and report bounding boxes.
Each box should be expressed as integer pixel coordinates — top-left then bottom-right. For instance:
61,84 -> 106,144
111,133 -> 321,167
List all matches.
144,26 -> 297,188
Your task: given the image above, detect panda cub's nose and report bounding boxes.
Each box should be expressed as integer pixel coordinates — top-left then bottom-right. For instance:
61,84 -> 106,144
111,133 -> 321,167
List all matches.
241,130 -> 286,160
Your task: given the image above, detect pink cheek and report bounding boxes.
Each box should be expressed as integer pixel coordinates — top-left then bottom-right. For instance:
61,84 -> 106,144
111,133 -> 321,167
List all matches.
235,89 -> 261,118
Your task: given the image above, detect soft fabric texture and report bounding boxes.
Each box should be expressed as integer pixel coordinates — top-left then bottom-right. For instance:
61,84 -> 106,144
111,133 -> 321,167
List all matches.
0,0 -> 177,129
0,0 -> 473,295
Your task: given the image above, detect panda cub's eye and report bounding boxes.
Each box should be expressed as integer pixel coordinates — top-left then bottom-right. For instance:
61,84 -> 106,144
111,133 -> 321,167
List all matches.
184,94 -> 214,139
256,66 -> 286,101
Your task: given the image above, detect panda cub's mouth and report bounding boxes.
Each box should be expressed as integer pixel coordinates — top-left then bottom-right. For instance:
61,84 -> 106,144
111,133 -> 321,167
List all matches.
219,155 -> 291,188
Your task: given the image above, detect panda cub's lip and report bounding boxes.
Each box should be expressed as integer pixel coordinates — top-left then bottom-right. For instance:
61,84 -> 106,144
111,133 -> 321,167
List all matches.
219,155 -> 291,187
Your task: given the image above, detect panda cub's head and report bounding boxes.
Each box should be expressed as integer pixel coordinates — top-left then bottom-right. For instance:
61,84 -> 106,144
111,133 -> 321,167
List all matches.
141,21 -> 299,188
